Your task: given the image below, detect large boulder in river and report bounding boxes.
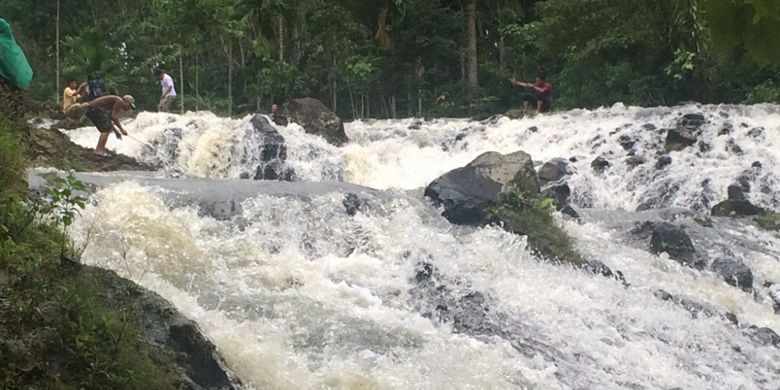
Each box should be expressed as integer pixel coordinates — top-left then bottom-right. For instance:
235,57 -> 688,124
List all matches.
650,223 -> 698,266
424,151 -> 540,225
283,98 -> 348,146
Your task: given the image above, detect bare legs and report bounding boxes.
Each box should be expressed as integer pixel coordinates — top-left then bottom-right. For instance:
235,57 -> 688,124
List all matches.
95,132 -> 110,155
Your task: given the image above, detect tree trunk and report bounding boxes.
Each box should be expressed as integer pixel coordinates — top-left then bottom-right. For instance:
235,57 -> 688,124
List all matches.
179,50 -> 185,114
195,54 -> 200,111
56,0 -> 60,105
465,0 -> 479,88
331,54 -> 338,112
228,48 -> 233,115
278,16 -> 285,62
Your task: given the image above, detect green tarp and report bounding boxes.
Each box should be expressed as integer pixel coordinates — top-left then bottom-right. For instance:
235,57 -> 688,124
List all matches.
0,18 -> 33,89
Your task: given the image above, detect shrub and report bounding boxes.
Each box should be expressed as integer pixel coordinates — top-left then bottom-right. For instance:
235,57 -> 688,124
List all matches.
0,115 -> 27,198
487,190 -> 584,266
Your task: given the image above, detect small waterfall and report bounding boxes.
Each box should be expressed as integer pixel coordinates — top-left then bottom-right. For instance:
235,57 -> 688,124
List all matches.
62,103 -> 780,389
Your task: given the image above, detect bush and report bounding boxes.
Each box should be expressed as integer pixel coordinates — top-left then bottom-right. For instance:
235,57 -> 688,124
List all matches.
0,116 -> 27,198
487,190 -> 584,266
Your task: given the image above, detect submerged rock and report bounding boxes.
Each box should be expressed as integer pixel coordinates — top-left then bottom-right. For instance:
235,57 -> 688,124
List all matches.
591,156 -> 610,173
655,155 -> 673,170
711,199 -> 764,217
649,223 -> 697,266
343,193 -> 365,216
664,128 -> 697,152
283,97 -> 348,146
424,150 -> 539,225
711,257 -> 753,290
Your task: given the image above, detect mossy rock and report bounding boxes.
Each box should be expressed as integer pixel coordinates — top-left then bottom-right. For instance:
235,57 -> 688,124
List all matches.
504,108 -> 525,119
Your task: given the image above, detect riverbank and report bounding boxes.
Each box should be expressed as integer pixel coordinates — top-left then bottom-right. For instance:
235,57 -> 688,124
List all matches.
0,81 -> 237,388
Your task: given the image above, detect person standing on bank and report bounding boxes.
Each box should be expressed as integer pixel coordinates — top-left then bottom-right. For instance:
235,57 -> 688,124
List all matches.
510,73 -> 554,114
154,68 -> 176,112
84,95 -> 136,156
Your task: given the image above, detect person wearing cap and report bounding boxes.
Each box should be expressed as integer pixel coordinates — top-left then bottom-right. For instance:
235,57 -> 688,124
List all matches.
84,94 -> 136,156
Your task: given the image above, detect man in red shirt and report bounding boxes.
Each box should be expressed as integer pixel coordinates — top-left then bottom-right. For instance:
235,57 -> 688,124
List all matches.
510,73 -> 554,114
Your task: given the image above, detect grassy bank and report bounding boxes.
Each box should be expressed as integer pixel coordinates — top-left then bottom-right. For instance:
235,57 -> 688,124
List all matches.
0,111 -> 180,387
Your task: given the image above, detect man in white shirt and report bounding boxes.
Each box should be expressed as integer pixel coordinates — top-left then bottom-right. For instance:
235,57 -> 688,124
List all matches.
154,68 -> 177,112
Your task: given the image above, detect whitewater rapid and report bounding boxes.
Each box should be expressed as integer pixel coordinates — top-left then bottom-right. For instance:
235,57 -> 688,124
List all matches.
63,104 -> 780,389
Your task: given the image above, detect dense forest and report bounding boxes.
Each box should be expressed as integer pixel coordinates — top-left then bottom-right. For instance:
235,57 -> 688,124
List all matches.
2,0 -> 778,118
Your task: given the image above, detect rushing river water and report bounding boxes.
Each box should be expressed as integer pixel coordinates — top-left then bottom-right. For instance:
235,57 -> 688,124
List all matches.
64,104 -> 780,389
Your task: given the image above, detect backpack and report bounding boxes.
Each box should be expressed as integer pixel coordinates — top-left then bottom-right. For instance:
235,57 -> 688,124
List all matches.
87,78 -> 106,101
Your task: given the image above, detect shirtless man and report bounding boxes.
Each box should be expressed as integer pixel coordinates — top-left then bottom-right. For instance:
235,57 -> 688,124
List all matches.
84,95 -> 136,156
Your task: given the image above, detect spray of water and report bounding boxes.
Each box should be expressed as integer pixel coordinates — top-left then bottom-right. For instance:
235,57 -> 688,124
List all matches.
64,104 -> 780,389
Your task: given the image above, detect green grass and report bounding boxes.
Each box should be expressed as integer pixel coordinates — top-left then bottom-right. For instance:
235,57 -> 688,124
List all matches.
755,211 -> 780,231
0,116 -> 27,198
487,191 -> 584,266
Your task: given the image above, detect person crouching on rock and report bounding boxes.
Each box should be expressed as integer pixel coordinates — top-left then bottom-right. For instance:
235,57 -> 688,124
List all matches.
510,73 -> 554,115
84,95 -> 136,156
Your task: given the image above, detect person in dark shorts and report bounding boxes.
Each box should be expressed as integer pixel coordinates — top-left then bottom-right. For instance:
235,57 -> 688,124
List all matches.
510,74 -> 554,114
85,95 -> 135,156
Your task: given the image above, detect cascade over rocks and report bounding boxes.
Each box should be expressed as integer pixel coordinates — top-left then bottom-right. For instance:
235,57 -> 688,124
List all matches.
250,114 -> 295,181
424,150 -> 539,224
283,97 -> 349,146
649,223 -> 698,267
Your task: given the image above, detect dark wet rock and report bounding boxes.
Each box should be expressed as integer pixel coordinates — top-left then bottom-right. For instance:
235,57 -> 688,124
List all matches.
711,199 -> 764,217
698,141 -> 712,153
538,158 -> 570,183
424,150 -> 540,225
711,257 -> 753,290
479,114 -> 503,126
636,203 -> 653,212
680,113 -> 706,129
726,138 -> 743,155
251,115 -> 295,181
767,284 -> 780,314
630,221 -> 656,238
542,181 -> 571,206
618,135 -> 635,151
642,123 -> 657,131
752,161 -> 762,168
664,128 -> 697,152
87,266 -> 238,389
343,193 -> 365,216
625,156 -> 646,168
650,223 -> 697,266
283,97 -> 348,146
455,132 -> 467,142
591,156 -> 610,173
727,184 -> 745,201
584,260 -> 627,284
746,326 -> 780,347
51,117 -> 89,130
559,204 -> 581,221
569,157 -> 578,163
654,289 -> 715,318
527,126 -> 538,133
747,127 -> 765,140
655,155 -> 673,170
718,127 -> 732,136
408,120 -> 423,130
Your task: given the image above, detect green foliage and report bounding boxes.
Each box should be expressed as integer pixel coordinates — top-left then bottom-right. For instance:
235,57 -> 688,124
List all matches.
487,190 -> 584,266
754,211 -> 780,231
1,0 -> 779,116
0,115 -> 26,198
44,173 -> 88,258
744,79 -> 780,104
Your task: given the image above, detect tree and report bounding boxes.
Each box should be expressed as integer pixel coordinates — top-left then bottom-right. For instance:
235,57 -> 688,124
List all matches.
465,0 -> 478,88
